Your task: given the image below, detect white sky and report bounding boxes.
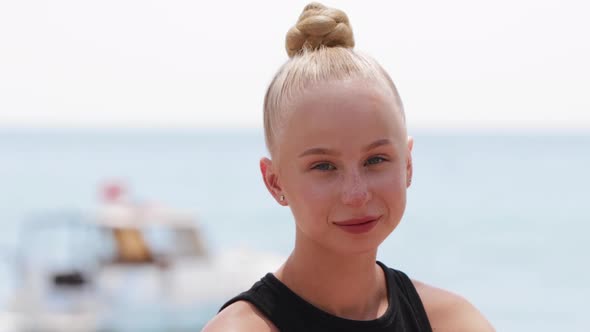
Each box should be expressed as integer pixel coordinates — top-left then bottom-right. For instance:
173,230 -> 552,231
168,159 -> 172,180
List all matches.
0,0 -> 589,130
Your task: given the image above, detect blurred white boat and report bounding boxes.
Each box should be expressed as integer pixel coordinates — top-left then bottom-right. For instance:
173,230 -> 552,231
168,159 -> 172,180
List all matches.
2,182 -> 284,331
95,200 -> 284,304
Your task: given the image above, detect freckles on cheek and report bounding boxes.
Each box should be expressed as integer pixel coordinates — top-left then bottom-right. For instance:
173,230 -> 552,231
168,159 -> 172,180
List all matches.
372,171 -> 404,189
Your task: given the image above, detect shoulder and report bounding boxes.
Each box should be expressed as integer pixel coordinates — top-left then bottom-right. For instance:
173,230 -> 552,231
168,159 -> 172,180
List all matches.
201,300 -> 279,332
411,279 -> 496,332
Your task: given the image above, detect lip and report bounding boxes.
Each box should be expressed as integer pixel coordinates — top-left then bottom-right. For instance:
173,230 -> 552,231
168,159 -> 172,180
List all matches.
333,216 -> 380,234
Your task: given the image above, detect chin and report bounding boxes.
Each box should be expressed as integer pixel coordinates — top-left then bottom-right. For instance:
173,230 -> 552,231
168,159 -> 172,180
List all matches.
341,244 -> 381,256
334,232 -> 390,256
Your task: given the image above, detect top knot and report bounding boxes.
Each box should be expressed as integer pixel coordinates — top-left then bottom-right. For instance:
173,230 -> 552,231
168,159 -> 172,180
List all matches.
285,2 -> 355,58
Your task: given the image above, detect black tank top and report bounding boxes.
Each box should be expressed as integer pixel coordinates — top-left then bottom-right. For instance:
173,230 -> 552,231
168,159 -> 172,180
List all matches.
219,261 -> 433,332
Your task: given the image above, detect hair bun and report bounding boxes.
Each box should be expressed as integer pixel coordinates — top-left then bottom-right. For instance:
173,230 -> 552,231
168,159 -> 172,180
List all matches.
285,2 -> 355,57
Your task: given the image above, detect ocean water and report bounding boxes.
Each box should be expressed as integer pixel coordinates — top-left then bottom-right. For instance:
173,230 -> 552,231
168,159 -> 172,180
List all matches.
0,129 -> 588,331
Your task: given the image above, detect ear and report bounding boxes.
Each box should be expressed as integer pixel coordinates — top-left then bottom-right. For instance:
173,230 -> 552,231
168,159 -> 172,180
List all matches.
260,157 -> 288,206
406,136 -> 414,188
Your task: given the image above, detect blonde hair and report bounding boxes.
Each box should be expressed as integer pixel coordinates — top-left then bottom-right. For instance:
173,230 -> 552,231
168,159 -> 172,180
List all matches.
264,2 -> 404,155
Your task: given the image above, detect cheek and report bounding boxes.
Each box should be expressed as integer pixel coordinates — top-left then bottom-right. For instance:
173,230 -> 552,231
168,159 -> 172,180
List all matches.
370,165 -> 406,189
295,178 -> 335,207
287,176 -> 338,220
370,168 -> 407,206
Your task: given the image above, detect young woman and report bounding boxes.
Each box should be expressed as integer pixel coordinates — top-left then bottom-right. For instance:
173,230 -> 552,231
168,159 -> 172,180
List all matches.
204,3 -> 495,331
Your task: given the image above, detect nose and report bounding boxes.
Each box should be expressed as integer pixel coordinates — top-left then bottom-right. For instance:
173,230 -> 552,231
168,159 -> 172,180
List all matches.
340,170 -> 371,207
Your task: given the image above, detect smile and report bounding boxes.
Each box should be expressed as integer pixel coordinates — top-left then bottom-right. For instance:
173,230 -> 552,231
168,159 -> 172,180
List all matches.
333,216 -> 380,234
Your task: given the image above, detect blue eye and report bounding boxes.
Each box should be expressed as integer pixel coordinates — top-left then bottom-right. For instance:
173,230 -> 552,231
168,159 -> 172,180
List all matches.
312,163 -> 336,171
365,156 -> 387,166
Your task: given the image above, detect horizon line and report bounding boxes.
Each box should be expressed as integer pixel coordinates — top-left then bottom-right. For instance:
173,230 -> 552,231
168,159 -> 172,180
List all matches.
0,126 -> 588,136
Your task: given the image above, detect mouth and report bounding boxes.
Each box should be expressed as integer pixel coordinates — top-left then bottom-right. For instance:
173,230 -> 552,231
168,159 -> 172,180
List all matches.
333,216 -> 380,234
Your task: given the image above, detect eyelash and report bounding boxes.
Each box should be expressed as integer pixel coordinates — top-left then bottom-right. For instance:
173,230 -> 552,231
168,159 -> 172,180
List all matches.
311,156 -> 388,171
366,156 -> 388,165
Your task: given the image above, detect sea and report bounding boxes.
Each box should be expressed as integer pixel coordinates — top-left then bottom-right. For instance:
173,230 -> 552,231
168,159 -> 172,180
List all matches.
0,128 -> 588,331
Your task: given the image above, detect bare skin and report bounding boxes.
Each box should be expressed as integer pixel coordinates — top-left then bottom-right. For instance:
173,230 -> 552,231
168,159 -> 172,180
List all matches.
203,80 -> 494,332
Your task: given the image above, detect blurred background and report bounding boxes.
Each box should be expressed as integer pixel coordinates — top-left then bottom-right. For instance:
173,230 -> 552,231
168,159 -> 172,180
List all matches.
1,0 -> 589,331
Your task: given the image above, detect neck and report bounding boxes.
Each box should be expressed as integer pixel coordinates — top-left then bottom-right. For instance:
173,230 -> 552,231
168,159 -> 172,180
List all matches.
275,232 -> 388,321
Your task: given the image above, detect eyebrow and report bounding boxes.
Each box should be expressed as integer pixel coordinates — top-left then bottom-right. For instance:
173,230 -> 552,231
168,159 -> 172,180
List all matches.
298,138 -> 393,158
364,138 -> 392,151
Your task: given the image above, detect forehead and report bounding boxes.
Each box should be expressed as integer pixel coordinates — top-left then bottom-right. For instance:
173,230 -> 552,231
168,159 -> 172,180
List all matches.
277,79 -> 406,152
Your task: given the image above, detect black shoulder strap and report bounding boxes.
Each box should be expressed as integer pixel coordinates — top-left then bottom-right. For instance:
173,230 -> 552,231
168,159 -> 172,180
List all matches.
219,280 -> 274,316
218,277 -> 304,332
388,268 -> 433,332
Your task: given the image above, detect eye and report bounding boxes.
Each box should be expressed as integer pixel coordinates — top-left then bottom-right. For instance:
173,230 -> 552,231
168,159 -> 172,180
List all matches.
365,156 -> 388,166
311,162 -> 336,171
